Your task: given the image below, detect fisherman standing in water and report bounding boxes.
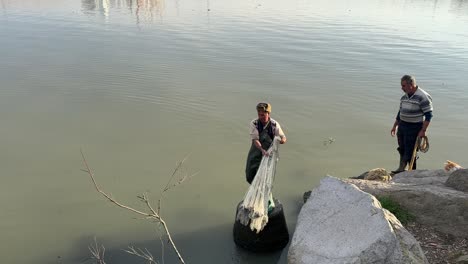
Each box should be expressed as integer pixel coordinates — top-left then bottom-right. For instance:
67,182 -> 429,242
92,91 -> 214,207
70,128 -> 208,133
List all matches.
245,103 -> 287,208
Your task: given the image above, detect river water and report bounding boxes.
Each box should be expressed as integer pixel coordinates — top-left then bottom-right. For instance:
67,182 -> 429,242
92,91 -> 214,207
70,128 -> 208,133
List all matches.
1,0 -> 467,263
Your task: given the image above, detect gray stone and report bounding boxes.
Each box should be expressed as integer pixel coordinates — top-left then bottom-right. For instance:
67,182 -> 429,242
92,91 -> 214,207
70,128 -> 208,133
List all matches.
446,169 -> 468,192
288,176 -> 427,264
384,210 -> 429,264
455,255 -> 468,263
346,170 -> 468,238
302,190 -> 311,203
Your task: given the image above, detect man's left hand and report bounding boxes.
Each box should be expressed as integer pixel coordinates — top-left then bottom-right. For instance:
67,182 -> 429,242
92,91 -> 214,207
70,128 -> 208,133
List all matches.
418,130 -> 426,138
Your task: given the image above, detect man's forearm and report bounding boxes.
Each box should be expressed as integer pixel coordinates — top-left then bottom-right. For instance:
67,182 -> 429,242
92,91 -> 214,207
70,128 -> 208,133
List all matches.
421,121 -> 430,132
253,139 -> 262,150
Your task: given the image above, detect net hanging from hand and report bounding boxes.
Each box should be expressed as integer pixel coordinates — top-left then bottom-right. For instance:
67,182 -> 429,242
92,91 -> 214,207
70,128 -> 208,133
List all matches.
236,136 -> 281,233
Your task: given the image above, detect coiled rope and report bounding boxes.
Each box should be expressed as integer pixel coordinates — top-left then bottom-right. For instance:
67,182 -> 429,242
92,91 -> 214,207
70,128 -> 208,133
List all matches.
409,136 -> 429,170
418,136 -> 429,153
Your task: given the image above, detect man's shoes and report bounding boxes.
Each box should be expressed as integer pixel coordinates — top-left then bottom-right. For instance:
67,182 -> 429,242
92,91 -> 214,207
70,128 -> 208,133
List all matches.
390,169 -> 405,176
391,158 -> 407,175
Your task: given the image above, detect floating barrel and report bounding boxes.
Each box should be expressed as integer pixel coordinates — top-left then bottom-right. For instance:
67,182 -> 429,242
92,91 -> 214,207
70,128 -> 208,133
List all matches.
233,198 -> 289,252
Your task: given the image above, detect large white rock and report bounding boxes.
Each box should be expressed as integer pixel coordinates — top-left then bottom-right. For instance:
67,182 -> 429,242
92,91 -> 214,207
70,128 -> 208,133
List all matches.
288,176 -> 427,264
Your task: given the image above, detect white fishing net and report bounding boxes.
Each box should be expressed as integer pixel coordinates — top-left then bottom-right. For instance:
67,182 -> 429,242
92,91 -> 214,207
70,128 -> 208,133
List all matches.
236,136 -> 281,233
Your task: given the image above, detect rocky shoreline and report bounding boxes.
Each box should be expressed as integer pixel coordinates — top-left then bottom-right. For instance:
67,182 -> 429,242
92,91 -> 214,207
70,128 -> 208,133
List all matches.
288,169 -> 468,264
405,221 -> 467,264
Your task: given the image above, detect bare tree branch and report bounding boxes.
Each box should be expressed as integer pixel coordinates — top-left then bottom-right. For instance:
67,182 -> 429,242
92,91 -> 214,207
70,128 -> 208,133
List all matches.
157,153 -> 198,216
159,234 -> 165,264
80,149 -> 186,264
163,171 -> 199,193
80,149 -> 153,218
123,246 -> 157,264
163,154 -> 190,192
88,237 -> 106,264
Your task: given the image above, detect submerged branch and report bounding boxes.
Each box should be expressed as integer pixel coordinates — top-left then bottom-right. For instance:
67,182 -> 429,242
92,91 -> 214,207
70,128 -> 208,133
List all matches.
80,149 -> 186,264
88,237 -> 106,264
123,246 -> 157,264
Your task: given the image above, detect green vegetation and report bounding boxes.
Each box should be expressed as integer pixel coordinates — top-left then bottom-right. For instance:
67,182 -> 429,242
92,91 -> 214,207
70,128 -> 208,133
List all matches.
378,196 -> 415,225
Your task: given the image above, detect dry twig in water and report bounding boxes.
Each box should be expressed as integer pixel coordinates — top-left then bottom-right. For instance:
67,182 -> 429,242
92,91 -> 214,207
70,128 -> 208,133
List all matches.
89,237 -> 106,264
123,246 -> 156,264
157,154 -> 198,215
81,149 -> 196,264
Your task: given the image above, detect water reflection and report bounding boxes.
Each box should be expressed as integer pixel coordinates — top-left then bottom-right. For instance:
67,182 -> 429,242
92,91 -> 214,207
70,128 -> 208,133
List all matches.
450,0 -> 468,15
82,0 -> 110,17
135,0 -> 164,24
58,223 -> 285,264
2,0 -> 468,264
81,0 -> 164,22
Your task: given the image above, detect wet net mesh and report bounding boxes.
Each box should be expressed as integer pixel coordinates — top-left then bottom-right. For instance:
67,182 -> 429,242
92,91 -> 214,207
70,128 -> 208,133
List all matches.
236,137 -> 281,233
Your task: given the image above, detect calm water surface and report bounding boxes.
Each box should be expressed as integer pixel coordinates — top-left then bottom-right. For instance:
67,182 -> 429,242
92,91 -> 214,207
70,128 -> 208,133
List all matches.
1,0 -> 467,263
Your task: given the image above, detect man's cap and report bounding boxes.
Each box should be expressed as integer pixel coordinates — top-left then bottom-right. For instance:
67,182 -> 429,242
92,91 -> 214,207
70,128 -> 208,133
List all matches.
256,102 -> 271,113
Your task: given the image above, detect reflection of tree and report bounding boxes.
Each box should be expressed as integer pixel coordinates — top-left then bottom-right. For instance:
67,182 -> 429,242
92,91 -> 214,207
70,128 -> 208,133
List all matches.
82,0 -> 96,11
82,0 -> 110,17
81,0 -> 165,23
450,0 -> 468,16
135,0 -> 165,24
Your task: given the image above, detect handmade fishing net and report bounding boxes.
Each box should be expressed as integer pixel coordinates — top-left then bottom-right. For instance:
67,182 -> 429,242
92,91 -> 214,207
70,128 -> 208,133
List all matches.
236,136 -> 281,233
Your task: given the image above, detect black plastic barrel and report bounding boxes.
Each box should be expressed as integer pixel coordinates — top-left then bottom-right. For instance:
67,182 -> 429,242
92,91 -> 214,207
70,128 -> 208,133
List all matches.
233,198 -> 289,252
